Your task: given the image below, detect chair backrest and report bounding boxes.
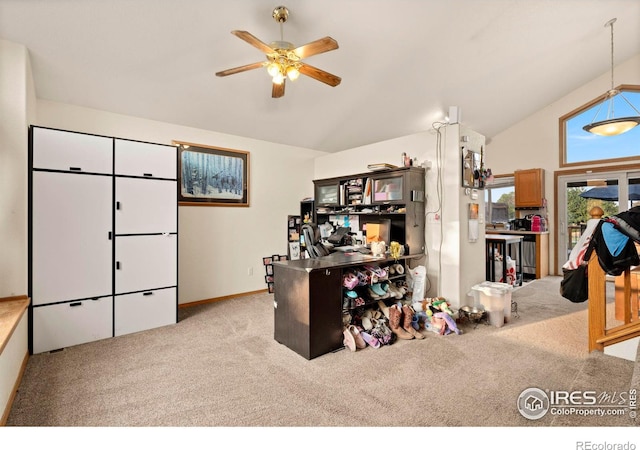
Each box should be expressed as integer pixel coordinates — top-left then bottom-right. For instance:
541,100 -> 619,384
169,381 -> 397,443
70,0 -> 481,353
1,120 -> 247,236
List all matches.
301,223 -> 330,258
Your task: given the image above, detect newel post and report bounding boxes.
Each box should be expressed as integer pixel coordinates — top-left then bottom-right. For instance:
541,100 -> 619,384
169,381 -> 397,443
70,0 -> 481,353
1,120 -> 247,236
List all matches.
587,205 -> 606,352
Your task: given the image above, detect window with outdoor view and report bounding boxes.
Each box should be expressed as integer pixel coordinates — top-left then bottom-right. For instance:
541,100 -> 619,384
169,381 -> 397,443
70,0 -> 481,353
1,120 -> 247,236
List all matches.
560,86 -> 640,167
484,176 -> 515,225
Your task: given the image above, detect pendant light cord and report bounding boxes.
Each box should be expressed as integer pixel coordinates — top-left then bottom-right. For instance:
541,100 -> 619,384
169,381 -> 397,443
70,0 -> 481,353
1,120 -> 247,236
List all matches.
609,18 -> 615,92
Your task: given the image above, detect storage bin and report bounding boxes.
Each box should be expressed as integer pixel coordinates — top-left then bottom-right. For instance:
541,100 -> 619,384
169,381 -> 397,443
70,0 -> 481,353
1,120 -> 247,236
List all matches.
480,281 -> 513,323
471,281 -> 514,327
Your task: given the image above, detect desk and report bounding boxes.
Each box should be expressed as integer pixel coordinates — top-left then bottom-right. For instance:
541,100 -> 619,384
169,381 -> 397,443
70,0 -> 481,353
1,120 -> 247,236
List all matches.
486,234 -> 523,286
273,252 -> 424,359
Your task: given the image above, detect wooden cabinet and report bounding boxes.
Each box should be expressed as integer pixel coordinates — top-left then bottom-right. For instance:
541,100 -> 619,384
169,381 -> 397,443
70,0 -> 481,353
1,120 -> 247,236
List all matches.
313,167 -> 425,256
29,126 -> 178,354
515,168 -> 545,208
315,181 -> 340,206
274,263 -> 343,360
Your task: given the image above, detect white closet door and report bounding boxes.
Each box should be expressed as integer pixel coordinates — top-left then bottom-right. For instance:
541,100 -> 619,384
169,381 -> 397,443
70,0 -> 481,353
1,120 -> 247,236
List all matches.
114,140 -> 176,179
115,234 -> 177,294
32,172 -> 113,306
116,178 -> 177,234
32,297 -> 113,354
114,288 -> 176,336
32,127 -> 113,174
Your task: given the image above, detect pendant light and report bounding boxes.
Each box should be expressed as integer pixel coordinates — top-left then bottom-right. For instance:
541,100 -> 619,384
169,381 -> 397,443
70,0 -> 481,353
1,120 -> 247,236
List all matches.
582,18 -> 640,137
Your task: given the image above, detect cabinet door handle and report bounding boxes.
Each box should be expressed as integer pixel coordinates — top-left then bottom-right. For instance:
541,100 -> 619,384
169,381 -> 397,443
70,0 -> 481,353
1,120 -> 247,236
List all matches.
69,302 -> 82,307
69,167 -> 81,171
116,201 -> 120,210
116,261 -> 120,270
108,231 -> 112,240
142,292 -> 153,296
143,173 -> 153,177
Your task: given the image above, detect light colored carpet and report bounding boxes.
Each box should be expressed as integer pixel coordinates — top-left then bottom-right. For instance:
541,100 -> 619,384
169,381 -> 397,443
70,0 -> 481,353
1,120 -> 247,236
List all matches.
6,276 -> 638,427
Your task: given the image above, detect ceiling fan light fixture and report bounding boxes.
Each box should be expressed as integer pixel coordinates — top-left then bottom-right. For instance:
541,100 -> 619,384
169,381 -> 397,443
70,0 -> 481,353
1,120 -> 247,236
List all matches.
286,65 -> 300,81
216,6 -> 341,98
272,72 -> 285,85
267,62 -> 281,77
583,18 -> 640,137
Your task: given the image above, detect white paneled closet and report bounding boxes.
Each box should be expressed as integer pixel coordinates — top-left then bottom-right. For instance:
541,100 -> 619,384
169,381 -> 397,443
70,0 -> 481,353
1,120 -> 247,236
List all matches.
30,126 -> 178,354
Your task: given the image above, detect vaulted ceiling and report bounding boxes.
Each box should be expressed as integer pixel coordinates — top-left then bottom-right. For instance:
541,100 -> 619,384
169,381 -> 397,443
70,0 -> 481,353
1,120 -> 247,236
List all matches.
1,0 -> 639,152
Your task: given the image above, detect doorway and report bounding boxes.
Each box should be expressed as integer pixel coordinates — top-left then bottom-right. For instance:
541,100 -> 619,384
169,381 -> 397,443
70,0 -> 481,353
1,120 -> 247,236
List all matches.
556,169 -> 640,268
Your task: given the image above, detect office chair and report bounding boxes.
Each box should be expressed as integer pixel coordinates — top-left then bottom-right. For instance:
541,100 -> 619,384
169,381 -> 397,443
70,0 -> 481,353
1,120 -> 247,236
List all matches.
301,223 -> 331,258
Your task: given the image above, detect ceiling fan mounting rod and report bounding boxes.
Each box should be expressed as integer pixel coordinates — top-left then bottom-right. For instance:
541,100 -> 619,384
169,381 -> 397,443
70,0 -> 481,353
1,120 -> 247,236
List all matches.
273,6 -> 289,44
273,6 -> 289,24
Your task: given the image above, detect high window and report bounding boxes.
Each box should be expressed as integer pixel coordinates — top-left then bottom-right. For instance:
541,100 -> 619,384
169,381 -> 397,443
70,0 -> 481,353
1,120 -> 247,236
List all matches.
560,86 -> 640,167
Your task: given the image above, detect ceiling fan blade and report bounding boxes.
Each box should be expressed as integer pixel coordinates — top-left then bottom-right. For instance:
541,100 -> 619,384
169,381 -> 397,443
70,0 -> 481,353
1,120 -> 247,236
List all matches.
272,80 -> 285,98
215,61 -> 265,77
231,30 -> 275,54
293,37 -> 339,59
298,63 -> 341,87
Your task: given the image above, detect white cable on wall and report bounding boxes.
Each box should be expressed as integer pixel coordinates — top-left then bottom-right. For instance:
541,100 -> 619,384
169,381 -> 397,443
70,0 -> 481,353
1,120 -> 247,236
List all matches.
422,120 -> 447,296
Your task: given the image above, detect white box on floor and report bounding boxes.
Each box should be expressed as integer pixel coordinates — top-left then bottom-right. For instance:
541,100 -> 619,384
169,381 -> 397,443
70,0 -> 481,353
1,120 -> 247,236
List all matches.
471,281 -> 513,327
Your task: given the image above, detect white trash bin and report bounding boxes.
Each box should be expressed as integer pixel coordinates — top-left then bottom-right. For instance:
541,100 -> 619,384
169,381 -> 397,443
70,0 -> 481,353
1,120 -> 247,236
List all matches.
471,281 -> 513,327
480,281 -> 513,323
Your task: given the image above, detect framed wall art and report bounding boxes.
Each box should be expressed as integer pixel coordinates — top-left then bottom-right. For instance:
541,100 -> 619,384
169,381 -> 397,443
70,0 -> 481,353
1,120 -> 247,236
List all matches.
174,141 -> 250,207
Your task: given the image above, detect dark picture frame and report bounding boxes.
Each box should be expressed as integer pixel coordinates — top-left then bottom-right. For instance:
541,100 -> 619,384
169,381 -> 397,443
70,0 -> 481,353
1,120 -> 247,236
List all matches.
174,141 -> 249,207
267,282 -> 275,294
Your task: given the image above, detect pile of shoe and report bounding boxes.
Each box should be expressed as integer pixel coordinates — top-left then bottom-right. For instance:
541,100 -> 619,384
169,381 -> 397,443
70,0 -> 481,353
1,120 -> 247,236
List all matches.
412,297 -> 462,336
387,303 -> 424,340
359,308 -> 395,345
343,324 -> 386,351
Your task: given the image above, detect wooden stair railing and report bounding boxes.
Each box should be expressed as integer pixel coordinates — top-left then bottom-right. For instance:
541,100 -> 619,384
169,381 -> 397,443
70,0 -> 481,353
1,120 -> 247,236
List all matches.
587,206 -> 640,352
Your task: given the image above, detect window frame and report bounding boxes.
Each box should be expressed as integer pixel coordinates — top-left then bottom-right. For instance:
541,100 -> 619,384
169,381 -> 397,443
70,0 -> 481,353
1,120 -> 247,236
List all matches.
484,174 -> 515,225
559,84 -> 640,168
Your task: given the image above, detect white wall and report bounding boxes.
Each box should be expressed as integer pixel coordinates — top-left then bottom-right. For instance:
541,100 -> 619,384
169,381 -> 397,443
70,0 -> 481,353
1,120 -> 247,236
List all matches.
448,125 -> 487,306
313,126 -> 486,306
36,100 -> 327,304
485,54 -> 640,274
0,39 -> 35,298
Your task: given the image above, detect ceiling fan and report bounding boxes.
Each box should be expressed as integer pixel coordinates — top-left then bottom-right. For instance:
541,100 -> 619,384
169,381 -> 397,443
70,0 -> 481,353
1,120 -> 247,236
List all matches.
215,6 -> 341,98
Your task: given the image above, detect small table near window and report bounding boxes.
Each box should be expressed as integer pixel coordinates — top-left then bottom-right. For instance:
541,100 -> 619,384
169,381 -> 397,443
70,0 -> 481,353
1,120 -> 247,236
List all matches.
486,234 -> 524,286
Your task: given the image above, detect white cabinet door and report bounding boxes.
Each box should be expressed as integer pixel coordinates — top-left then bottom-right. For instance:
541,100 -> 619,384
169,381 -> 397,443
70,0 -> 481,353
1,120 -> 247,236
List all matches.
32,297 -> 113,354
115,234 -> 177,294
114,140 -> 176,179
32,127 -> 113,174
115,178 -> 177,234
32,172 -> 113,306
114,288 -> 176,336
